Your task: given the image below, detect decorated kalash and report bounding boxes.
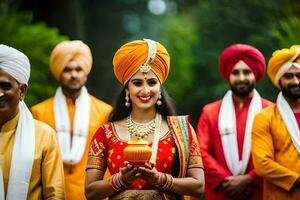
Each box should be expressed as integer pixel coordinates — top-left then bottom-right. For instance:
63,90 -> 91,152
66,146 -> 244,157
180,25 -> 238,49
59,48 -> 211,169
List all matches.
85,39 -> 204,200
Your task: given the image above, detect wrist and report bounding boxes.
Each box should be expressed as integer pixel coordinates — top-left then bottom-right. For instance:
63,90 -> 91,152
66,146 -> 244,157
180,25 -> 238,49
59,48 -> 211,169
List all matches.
153,173 -> 174,191
110,172 -> 130,192
152,172 -> 167,187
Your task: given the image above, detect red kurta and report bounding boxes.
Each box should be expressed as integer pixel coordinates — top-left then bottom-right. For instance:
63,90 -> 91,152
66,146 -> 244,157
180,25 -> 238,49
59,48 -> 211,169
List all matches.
197,95 -> 272,200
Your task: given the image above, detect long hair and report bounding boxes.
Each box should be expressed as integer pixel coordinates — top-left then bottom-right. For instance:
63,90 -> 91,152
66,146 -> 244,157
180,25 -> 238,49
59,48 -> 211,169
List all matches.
109,86 -> 177,122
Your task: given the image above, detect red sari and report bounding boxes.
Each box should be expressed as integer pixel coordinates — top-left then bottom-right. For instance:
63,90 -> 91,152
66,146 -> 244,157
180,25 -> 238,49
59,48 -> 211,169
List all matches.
87,116 -> 203,199
197,96 -> 272,200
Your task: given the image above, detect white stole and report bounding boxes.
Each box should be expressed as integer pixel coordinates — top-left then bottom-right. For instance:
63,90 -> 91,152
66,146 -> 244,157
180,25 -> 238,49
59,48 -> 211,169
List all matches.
54,86 -> 90,164
0,101 -> 35,200
218,90 -> 262,175
277,92 -> 300,154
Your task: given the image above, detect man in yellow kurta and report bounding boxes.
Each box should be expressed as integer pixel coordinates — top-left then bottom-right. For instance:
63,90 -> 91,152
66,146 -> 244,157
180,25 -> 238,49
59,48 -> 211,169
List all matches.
252,45 -> 300,200
0,44 -> 64,199
31,40 -> 112,200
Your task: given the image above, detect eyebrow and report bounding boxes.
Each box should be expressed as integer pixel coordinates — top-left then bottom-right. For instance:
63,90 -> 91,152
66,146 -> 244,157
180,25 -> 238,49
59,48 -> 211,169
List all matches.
131,77 -> 157,81
284,72 -> 300,75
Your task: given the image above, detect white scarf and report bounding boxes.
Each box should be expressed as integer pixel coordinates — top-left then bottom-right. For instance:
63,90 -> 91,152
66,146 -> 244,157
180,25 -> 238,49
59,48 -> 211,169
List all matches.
54,86 -> 90,164
277,92 -> 300,154
0,101 -> 35,200
219,90 -> 262,175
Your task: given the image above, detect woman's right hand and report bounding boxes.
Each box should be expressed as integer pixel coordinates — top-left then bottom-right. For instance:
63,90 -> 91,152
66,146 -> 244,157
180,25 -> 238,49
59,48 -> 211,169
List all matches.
120,161 -> 141,184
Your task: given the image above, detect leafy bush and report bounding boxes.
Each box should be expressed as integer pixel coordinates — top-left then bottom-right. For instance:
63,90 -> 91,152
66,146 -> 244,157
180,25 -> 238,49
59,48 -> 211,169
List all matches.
0,12 -> 68,107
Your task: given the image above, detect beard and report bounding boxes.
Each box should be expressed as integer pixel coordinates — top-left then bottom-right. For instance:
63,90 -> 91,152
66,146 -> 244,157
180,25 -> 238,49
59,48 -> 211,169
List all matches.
230,81 -> 255,98
280,82 -> 300,100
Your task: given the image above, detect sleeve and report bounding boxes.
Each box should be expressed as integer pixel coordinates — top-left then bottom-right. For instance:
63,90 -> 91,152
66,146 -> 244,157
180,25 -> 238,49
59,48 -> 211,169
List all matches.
187,123 -> 203,168
86,126 -> 109,173
42,128 -> 65,199
252,112 -> 299,191
197,108 -> 231,190
31,105 -> 39,119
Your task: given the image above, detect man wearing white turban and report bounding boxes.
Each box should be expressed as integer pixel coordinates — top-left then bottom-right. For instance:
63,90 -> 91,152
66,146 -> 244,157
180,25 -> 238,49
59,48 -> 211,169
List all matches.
31,40 -> 112,200
0,44 -> 65,199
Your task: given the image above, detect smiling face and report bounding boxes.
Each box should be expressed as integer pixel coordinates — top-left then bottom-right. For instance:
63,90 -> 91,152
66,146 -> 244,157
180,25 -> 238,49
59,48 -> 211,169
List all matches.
0,69 -> 27,123
229,60 -> 256,98
125,69 -> 161,112
279,65 -> 300,100
59,60 -> 87,94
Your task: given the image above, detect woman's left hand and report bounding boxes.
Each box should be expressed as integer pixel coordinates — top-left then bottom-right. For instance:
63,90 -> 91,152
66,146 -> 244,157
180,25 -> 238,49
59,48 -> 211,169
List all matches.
137,162 -> 160,185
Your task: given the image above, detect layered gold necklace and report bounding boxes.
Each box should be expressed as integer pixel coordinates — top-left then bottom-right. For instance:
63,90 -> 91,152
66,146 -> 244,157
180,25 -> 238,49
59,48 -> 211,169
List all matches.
127,114 -> 158,139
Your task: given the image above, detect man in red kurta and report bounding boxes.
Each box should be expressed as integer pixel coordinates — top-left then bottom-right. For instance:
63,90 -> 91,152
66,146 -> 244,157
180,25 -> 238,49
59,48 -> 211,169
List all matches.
197,44 -> 272,200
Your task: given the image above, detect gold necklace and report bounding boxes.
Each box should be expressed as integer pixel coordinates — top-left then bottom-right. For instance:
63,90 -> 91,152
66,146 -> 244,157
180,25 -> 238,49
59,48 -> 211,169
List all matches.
127,114 -> 156,139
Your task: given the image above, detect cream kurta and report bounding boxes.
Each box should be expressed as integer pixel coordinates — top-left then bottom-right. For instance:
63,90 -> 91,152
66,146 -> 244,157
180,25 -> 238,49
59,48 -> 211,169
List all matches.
31,95 -> 112,200
252,105 -> 300,200
0,114 -> 65,199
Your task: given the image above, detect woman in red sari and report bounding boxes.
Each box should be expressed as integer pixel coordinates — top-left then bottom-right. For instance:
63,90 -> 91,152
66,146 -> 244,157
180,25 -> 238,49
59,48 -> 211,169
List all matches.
85,39 -> 204,200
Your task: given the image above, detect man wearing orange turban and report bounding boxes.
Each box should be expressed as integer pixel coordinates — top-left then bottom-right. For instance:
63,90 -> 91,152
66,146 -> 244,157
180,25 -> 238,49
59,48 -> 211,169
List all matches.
31,40 -> 112,200
252,45 -> 300,200
197,44 -> 272,200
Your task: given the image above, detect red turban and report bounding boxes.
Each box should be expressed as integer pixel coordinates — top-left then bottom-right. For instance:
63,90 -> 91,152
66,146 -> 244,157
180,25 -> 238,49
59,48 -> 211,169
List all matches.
218,44 -> 265,82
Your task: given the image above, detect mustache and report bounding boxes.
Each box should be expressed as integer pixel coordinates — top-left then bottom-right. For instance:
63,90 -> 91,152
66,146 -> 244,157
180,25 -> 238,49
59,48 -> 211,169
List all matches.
69,77 -> 79,82
234,80 -> 250,84
288,84 -> 300,89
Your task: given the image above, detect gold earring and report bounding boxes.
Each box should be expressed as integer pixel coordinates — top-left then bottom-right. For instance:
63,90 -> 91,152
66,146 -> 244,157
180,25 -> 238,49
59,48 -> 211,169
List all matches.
125,94 -> 130,107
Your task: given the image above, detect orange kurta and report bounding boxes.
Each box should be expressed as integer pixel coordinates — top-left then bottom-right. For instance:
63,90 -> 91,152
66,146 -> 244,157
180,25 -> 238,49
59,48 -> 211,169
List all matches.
31,95 -> 112,200
0,114 -> 65,199
252,105 -> 300,200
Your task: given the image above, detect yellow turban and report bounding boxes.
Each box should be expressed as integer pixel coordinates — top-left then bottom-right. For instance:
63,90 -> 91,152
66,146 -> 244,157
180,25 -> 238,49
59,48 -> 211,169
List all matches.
268,45 -> 300,88
113,39 -> 170,85
50,40 -> 92,80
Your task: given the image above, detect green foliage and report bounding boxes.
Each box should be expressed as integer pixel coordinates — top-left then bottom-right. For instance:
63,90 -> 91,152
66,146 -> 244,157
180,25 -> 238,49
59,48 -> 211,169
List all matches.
157,14 -> 199,103
0,12 -> 68,107
272,16 -> 300,48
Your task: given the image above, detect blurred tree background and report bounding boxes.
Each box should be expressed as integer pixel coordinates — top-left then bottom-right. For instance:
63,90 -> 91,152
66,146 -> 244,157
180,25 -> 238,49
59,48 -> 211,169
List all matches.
1,0 -> 300,125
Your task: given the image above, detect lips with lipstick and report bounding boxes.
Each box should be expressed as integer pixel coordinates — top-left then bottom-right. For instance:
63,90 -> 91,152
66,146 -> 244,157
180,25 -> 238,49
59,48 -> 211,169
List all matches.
138,96 -> 151,103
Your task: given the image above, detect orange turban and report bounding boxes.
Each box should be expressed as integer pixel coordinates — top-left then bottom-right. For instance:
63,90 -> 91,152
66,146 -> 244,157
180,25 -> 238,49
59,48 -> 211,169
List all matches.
113,39 -> 170,85
268,45 -> 300,88
219,44 -> 265,82
50,40 -> 92,80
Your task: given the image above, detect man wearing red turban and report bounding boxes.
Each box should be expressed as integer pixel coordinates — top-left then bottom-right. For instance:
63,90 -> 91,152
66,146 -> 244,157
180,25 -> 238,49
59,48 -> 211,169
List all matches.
197,44 -> 272,200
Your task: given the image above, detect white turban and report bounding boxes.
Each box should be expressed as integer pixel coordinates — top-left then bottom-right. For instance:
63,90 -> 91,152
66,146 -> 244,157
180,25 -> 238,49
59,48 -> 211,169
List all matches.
0,44 -> 30,84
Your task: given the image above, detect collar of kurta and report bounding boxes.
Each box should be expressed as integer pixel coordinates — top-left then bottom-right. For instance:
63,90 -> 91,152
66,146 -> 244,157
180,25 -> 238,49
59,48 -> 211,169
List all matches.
1,113 -> 19,133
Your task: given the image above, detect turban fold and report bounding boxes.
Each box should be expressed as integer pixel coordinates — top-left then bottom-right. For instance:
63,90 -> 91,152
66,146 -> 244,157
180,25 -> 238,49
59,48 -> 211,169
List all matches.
219,44 -> 265,82
50,40 -> 92,80
268,45 -> 300,88
0,44 -> 30,84
113,39 -> 170,85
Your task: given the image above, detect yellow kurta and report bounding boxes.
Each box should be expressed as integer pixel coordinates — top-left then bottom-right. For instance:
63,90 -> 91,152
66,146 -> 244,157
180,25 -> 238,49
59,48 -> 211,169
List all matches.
252,105 -> 300,200
31,95 -> 112,200
0,114 -> 65,199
